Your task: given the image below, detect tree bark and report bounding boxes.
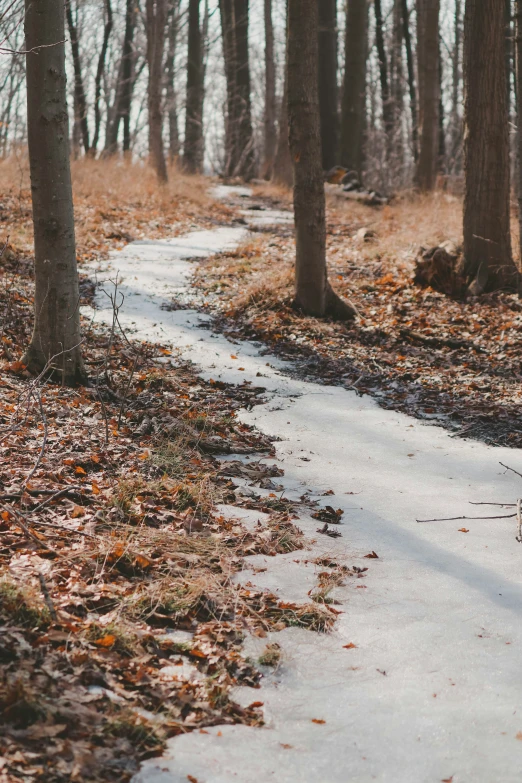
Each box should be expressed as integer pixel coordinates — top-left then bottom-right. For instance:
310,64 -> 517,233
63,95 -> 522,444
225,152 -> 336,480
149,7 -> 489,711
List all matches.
318,0 -> 339,170
92,0 -> 113,154
263,0 -> 277,179
516,0 -> 522,264
272,0 -> 293,187
24,0 -> 85,384
462,0 -> 519,293
219,0 -> 238,175
233,0 -> 255,179
390,0 -> 404,161
401,0 -> 418,161
374,0 -> 393,149
105,0 -> 137,155
146,0 -> 168,182
288,0 -> 356,320
449,0 -> 462,170
415,0 -> 440,190
65,0 -> 90,155
183,0 -> 204,172
340,0 -> 368,175
166,1 -> 181,161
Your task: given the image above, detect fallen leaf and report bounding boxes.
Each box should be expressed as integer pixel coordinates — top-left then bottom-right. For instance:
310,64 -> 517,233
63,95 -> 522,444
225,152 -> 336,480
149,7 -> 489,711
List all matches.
248,701 -> 264,708
71,505 -> 85,518
311,718 -> 326,724
364,551 -> 379,559
75,466 -> 86,475
343,643 -> 357,649
280,743 -> 293,749
516,732 -> 522,741
458,528 -> 469,533
94,634 -> 117,648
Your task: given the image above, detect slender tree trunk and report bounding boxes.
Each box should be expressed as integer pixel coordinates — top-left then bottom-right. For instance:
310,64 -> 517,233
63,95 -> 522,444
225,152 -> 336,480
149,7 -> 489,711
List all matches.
415,0 -> 440,190
263,0 -> 277,179
374,0 -> 393,149
516,0 -> 522,262
183,0 -> 204,172
234,0 -> 255,179
219,0 -> 238,175
272,0 -> 293,186
105,0 -> 136,155
462,0 -> 519,293
318,0 -> 339,170
402,0 -> 418,160
24,0 -> 85,384
390,0 -> 404,163
92,0 -> 113,154
166,1 -> 181,161
288,0 -> 356,319
437,34 -> 445,172
450,0 -> 462,171
146,0 -> 168,182
65,0 -> 90,154
340,0 -> 368,175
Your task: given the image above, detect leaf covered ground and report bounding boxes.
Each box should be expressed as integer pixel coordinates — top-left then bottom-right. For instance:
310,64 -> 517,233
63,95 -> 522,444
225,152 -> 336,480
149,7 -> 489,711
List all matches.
189,185 -> 522,448
0,165 -> 341,782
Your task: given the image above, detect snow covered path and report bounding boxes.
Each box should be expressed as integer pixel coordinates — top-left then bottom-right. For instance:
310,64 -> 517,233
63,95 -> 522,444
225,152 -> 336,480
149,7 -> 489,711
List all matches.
85,194 -> 522,783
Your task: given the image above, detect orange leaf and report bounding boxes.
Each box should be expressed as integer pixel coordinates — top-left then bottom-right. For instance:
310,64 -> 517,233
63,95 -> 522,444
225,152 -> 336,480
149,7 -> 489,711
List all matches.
75,466 -> 86,475
91,482 -> 100,495
94,634 -> 117,648
71,505 -> 85,518
248,701 -> 264,709
458,528 -> 469,533
230,355 -> 238,359
238,367 -> 245,371
91,453 -> 101,464
1,510 -> 10,521
311,719 -> 325,725
63,458 -> 75,466
343,643 -> 357,649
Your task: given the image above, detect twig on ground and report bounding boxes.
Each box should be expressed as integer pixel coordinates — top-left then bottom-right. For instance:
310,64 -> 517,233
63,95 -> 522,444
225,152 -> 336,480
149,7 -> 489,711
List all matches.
499,462 -> 522,480
417,513 -> 516,523
38,572 -> 58,621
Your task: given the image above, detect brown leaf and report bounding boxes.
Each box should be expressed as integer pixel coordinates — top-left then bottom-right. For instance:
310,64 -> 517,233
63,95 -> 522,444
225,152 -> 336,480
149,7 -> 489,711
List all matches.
311,718 -> 326,725
71,505 -> 85,518
94,634 -> 117,648
458,528 -> 469,533
343,643 -> 357,649
364,551 -> 379,559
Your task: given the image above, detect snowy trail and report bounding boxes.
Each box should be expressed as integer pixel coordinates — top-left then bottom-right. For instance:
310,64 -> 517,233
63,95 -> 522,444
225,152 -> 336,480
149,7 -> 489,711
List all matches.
84,192 -> 522,783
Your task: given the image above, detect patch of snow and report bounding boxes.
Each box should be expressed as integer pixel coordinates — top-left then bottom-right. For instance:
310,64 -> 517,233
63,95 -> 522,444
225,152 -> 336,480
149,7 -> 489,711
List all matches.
83,190 -> 522,782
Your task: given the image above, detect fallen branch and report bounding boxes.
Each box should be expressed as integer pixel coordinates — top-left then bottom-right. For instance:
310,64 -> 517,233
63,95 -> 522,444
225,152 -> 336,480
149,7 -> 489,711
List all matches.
499,462 -> 522,480
417,513 -> 516,523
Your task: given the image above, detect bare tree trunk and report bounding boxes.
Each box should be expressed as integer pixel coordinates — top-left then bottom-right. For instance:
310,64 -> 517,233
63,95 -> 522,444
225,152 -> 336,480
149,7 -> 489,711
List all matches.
105,0 -> 137,155
340,0 -> 368,175
288,0 -> 356,320
183,0 -> 204,172
516,0 -> 522,262
92,0 -> 113,154
219,0 -> 238,175
374,0 -> 393,150
390,0 -> 404,163
166,0 -> 181,161
272,0 -> 293,186
146,0 -> 168,182
318,0 -> 339,170
402,0 -> 418,160
415,0 -> 440,190
234,0 -> 255,179
449,0 -> 462,171
462,0 -> 519,293
65,0 -> 90,154
263,0 -> 277,179
24,0 -> 85,384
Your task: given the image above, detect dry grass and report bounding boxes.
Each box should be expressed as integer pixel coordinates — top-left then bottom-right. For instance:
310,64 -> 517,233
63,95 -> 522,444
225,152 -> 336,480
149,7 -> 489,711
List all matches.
0,154 -> 233,263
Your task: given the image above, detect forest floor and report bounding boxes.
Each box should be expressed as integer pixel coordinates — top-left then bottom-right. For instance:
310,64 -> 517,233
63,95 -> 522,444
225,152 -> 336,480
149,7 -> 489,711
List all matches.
190,183 -> 522,449
3,162 -> 522,781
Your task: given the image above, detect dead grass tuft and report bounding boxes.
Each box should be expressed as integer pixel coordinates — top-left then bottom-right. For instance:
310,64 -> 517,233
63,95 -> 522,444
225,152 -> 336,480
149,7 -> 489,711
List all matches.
0,579 -> 50,629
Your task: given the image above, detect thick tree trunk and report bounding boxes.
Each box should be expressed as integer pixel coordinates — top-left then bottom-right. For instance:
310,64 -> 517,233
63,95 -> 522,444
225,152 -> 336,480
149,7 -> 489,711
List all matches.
65,0 -> 90,154
263,0 -> 277,179
24,0 -> 85,384
288,0 -> 356,319
166,1 -> 181,161
92,0 -> 113,154
146,0 -> 168,182
402,0 -> 418,161
318,0 -> 339,170
183,0 -> 204,172
105,0 -> 136,155
233,0 -> 255,179
374,0 -> 393,149
340,0 -> 368,175
462,0 -> 519,293
415,0 -> 440,190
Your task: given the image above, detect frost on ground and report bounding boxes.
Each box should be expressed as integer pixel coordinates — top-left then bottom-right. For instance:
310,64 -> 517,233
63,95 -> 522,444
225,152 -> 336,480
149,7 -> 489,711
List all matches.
85,190 -> 522,783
